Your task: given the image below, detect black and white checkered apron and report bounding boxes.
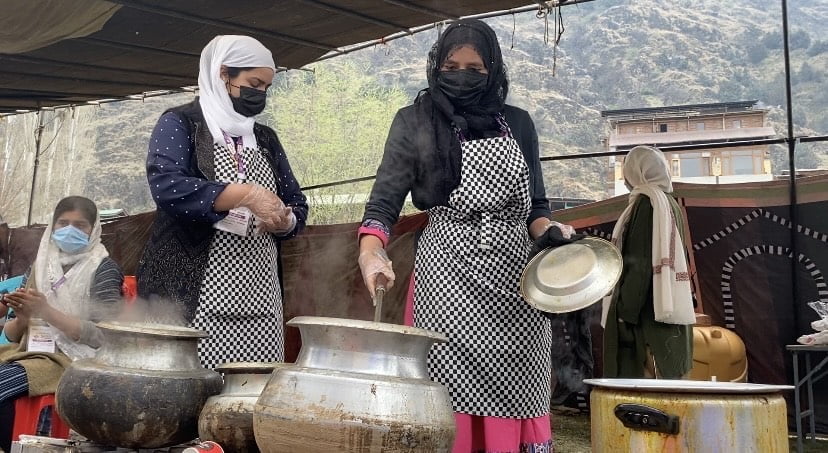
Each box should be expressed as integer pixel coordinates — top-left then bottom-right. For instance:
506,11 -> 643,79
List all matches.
192,140 -> 284,369
414,134 -> 552,418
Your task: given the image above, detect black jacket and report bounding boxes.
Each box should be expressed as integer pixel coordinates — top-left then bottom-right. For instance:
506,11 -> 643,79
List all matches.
363,96 -> 551,230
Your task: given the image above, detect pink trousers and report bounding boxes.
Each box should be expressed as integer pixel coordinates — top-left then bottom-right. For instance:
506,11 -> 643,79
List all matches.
403,276 -> 554,453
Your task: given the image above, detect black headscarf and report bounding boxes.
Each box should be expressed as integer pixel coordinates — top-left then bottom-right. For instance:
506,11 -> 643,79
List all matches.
417,18 -> 509,202
426,19 -> 509,137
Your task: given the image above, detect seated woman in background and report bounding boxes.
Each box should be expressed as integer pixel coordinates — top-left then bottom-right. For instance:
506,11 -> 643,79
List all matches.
0,196 -> 124,451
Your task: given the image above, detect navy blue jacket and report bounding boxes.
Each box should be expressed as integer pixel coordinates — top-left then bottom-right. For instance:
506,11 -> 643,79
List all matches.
137,100 -> 307,321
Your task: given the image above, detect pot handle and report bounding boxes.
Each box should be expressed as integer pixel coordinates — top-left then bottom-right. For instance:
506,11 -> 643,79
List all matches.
614,403 -> 680,435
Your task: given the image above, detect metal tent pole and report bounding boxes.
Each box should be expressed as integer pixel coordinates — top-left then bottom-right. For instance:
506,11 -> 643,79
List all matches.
26,110 -> 45,227
781,0 -> 800,330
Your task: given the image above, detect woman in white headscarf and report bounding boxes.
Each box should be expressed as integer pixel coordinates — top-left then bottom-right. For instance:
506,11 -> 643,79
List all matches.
136,35 -> 308,369
0,196 -> 123,451
602,145 -> 695,379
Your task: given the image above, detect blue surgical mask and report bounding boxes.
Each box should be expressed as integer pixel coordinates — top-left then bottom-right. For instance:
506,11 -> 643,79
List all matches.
52,225 -> 90,254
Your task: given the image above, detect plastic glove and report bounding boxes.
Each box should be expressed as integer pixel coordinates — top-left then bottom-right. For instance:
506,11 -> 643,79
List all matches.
235,184 -> 286,231
358,247 -> 396,297
530,225 -> 586,257
260,206 -> 296,235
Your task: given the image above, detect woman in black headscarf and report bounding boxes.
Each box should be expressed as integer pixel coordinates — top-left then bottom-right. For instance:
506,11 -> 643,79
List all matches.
358,19 -> 576,452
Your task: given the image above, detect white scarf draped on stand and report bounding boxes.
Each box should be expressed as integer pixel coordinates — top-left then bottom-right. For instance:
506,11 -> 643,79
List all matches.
197,35 -> 276,147
32,216 -> 109,360
601,146 -> 696,327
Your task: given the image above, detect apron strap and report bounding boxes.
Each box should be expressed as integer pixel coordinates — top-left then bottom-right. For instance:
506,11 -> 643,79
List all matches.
479,212 -> 494,250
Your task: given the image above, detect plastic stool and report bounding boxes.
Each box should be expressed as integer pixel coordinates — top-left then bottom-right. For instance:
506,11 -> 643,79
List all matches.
122,275 -> 137,304
12,394 -> 70,440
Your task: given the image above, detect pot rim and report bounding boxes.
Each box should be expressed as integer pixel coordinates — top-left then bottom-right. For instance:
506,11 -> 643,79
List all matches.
96,321 -> 208,338
215,361 -> 286,374
584,378 -> 793,394
287,316 -> 448,342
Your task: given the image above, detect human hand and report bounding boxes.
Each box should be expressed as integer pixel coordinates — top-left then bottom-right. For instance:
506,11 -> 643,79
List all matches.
358,247 -> 396,297
530,223 -> 586,257
236,184 -> 287,229
3,288 -> 48,319
259,206 -> 295,234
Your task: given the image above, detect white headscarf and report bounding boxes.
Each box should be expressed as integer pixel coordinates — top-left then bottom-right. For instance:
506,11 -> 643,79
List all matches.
33,211 -> 109,360
601,146 -> 695,327
197,35 -> 276,146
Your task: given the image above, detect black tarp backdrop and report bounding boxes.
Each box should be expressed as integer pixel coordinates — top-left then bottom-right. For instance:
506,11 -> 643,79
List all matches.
0,0 -> 541,112
689,202 -> 828,431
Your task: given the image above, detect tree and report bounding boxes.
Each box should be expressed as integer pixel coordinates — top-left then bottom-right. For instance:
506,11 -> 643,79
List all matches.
263,61 -> 409,225
807,40 -> 828,57
795,147 -> 821,170
790,29 -> 812,50
0,114 -> 37,226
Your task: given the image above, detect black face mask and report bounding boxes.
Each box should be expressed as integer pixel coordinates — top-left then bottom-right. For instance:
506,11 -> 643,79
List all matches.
229,84 -> 267,117
437,69 -> 488,108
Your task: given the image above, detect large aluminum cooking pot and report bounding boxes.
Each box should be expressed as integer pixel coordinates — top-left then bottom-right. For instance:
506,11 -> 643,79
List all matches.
199,362 -> 284,453
253,316 -> 456,452
584,378 -> 792,453
56,322 -> 223,449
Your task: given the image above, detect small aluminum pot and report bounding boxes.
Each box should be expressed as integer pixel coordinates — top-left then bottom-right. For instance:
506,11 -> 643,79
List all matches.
199,362 -> 284,453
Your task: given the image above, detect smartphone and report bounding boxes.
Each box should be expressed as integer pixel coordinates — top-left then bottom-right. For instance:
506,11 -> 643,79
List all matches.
0,275 -> 26,298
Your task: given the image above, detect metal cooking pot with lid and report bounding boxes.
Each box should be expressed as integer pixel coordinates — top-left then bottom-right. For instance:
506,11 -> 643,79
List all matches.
584,378 -> 793,453
520,237 -> 622,313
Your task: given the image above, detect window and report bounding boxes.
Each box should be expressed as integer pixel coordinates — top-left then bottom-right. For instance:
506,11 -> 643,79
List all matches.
680,158 -> 703,177
696,122 -> 705,131
732,155 -> 754,174
659,123 -> 668,132
679,157 -> 710,177
732,119 -> 742,129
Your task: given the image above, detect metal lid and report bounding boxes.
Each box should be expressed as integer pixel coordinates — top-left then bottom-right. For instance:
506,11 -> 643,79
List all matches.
520,237 -> 622,313
584,378 -> 793,394
97,321 -> 208,338
287,316 -> 447,342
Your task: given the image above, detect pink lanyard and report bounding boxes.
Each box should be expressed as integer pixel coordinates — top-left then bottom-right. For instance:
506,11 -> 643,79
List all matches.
221,132 -> 247,181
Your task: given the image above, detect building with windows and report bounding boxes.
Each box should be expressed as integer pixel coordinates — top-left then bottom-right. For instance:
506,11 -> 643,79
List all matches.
601,100 -> 777,195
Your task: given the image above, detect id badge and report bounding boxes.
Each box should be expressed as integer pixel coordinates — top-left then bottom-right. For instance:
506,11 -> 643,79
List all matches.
213,207 -> 252,236
27,320 -> 56,353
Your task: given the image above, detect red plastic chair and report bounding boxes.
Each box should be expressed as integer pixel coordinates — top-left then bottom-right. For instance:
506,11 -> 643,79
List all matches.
12,394 -> 70,440
122,275 -> 137,305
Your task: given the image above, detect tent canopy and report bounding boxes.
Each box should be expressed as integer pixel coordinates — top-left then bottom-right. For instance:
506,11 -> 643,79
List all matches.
0,0 -> 534,113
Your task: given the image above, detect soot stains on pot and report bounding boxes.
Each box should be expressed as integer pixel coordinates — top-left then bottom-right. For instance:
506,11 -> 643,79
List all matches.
55,322 -> 222,449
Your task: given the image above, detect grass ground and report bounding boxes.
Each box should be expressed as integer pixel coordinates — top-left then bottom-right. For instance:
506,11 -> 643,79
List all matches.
553,412 -> 592,453
552,412 -> 828,452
